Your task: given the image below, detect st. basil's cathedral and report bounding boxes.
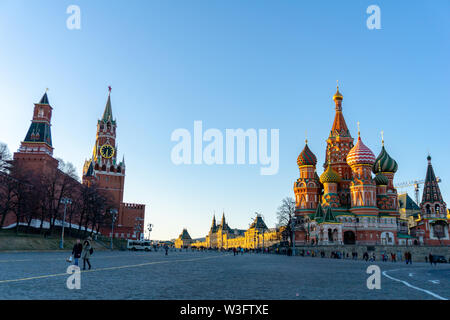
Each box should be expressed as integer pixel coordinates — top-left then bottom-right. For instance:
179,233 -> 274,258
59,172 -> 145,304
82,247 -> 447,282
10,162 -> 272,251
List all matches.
293,85 -> 449,246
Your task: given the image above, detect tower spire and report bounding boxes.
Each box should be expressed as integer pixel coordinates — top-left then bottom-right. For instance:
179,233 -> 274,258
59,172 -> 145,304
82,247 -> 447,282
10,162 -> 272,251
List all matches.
421,155 -> 444,204
330,82 -> 350,137
102,86 -> 113,122
357,121 -> 361,139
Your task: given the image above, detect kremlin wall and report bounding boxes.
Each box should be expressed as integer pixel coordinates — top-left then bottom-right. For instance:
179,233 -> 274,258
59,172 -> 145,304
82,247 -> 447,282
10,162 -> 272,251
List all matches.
2,90 -> 145,239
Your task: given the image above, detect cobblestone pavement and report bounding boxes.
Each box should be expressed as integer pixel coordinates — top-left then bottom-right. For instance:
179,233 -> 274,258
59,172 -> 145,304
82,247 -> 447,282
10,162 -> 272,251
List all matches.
0,250 -> 448,300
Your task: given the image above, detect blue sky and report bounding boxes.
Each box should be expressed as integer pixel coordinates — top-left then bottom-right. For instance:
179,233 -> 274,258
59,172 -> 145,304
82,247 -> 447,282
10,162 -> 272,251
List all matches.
0,0 -> 449,240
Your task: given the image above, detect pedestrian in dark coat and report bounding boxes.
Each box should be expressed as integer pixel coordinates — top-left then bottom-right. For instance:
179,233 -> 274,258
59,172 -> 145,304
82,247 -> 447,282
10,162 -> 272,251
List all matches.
71,239 -> 83,266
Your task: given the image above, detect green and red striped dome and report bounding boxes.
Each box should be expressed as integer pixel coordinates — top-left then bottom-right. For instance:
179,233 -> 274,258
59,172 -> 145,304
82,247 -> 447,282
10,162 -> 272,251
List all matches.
297,143 -> 317,167
373,146 -> 398,174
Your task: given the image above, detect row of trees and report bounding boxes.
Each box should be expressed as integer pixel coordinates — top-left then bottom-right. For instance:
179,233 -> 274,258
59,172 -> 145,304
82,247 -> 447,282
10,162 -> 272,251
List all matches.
0,142 -> 114,238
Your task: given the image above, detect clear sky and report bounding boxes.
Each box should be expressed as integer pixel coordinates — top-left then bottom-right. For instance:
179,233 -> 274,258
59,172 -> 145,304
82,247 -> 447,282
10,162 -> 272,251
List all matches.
0,0 -> 449,240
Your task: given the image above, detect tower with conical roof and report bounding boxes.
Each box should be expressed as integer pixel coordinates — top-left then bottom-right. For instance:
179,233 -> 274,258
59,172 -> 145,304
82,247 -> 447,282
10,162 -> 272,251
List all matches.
415,155 -> 449,244
18,91 -> 54,156
294,139 -> 321,215
14,91 -> 59,174
82,87 -> 126,212
325,84 -> 354,208
210,215 -> 217,233
420,156 -> 447,217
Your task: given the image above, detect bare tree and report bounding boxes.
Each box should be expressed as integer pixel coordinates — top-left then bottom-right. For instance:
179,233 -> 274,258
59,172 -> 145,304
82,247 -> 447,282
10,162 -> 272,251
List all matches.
276,197 -> 296,227
276,197 -> 296,246
39,158 -> 80,235
0,172 -> 16,229
0,142 -> 11,173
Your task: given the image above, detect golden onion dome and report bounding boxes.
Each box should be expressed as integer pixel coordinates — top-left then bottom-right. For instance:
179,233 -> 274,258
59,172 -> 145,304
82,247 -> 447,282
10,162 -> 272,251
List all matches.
320,165 -> 342,184
333,83 -> 343,101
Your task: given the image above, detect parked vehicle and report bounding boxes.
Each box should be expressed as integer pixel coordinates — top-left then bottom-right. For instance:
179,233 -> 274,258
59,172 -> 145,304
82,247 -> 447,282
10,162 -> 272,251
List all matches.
127,240 -> 152,251
433,255 -> 448,263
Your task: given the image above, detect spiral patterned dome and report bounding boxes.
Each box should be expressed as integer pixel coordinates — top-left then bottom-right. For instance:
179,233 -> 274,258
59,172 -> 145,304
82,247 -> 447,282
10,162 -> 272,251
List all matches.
346,136 -> 376,167
374,172 -> 389,186
320,165 -> 342,184
297,143 -> 317,167
373,146 -> 398,174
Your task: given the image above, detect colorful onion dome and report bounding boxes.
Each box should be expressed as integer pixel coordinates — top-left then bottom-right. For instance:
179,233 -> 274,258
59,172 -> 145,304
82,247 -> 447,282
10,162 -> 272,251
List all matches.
374,172 -> 389,186
297,142 -> 317,167
320,164 -> 341,184
346,136 -> 376,167
373,146 -> 398,173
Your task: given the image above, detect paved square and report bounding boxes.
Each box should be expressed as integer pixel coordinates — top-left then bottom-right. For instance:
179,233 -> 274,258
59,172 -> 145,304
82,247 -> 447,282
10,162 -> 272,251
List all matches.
0,250 -> 448,300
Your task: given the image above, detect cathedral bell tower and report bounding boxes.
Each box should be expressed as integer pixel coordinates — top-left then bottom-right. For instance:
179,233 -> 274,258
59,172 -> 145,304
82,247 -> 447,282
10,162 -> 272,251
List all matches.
325,84 -> 354,208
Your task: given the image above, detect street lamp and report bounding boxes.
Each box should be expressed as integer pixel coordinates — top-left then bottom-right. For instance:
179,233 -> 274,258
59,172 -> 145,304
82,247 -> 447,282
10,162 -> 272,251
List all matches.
290,216 -> 296,256
110,209 -> 118,250
147,223 -> 153,240
59,197 -> 72,249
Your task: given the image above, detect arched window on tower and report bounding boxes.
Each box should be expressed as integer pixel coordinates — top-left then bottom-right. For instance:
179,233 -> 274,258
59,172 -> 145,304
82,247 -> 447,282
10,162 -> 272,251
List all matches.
435,204 -> 440,215
426,204 -> 431,214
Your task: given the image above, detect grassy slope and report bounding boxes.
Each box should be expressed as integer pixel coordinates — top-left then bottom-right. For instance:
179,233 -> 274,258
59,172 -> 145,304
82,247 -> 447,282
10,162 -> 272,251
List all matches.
0,230 -> 126,251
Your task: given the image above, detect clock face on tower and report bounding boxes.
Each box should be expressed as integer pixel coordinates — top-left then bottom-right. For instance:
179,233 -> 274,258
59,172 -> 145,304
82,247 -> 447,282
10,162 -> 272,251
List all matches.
100,144 -> 115,159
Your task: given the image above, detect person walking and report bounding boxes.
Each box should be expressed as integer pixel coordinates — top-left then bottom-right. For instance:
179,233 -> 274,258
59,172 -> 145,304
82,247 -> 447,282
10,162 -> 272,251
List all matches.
81,238 -> 92,270
405,251 -> 412,265
71,239 -> 83,266
428,253 -> 433,266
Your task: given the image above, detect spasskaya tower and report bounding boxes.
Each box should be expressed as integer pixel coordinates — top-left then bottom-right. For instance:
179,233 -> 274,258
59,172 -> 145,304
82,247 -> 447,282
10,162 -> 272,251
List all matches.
82,86 -> 125,204
82,87 -> 145,240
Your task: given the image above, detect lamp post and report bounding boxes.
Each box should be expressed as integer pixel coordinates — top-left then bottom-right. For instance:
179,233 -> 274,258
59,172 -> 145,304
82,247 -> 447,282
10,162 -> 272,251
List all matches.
290,216 -> 296,256
110,209 -> 118,250
59,197 -> 72,249
147,223 -> 153,241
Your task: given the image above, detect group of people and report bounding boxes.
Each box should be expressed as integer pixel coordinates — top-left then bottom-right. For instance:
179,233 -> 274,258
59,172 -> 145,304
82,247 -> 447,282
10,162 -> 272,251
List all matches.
404,251 -> 413,264
381,252 -> 397,262
71,237 -> 93,270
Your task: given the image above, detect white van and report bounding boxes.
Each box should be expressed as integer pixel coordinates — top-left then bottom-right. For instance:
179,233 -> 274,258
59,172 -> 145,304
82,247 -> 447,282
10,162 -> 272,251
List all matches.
127,240 -> 152,251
